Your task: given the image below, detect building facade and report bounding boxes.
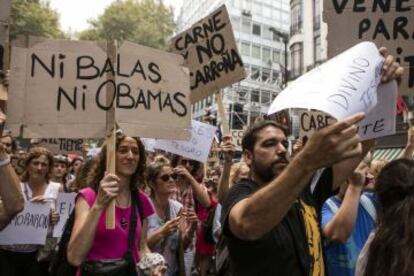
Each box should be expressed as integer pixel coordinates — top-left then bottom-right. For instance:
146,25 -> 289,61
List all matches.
178,0 -> 290,130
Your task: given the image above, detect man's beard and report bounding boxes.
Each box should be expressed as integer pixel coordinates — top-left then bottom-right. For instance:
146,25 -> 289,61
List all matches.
252,156 -> 289,183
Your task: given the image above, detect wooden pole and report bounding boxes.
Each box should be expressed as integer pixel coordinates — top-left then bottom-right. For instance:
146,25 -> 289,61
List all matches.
215,90 -> 230,136
105,40 -> 117,229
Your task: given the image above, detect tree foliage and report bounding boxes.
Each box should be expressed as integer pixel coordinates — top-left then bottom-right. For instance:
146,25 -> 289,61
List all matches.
10,0 -> 64,39
79,0 -> 176,49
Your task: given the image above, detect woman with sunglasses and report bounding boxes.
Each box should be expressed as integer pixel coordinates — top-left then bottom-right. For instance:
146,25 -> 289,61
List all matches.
146,161 -> 197,276
67,133 -> 155,275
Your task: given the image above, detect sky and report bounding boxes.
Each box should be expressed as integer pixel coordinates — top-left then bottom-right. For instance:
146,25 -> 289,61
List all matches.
49,0 -> 183,34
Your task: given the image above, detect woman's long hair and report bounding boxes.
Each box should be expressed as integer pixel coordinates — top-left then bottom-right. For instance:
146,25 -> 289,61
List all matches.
365,159 -> 414,276
21,147 -> 54,183
84,133 -> 146,192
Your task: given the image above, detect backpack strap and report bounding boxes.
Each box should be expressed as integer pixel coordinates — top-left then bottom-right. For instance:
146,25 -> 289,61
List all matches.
325,198 -> 339,214
360,194 -> 377,221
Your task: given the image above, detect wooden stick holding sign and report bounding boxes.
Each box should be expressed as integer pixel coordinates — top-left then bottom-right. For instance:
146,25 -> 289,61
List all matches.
105,41 -> 117,230
215,90 -> 229,136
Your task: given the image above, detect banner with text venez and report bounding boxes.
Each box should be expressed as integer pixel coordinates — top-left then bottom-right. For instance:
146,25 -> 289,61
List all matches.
154,120 -> 217,163
0,202 -> 50,245
53,193 -> 76,238
323,0 -> 414,95
170,5 -> 246,103
7,37 -> 191,140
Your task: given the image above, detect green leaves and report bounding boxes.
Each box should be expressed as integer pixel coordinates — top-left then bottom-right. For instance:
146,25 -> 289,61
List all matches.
10,0 -> 64,39
78,0 -> 176,49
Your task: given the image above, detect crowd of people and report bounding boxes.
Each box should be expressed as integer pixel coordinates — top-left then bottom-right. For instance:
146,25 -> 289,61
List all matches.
0,48 -> 413,276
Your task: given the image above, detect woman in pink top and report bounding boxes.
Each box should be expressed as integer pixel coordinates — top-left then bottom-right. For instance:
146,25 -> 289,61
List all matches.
67,132 -> 154,275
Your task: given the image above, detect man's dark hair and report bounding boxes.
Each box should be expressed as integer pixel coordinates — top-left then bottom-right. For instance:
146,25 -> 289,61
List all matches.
242,120 -> 287,152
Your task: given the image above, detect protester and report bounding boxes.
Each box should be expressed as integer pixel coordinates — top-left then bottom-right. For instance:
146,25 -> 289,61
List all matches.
170,155 -> 210,276
321,152 -> 377,276
355,159 -> 414,276
195,175 -> 218,276
67,132 -> 156,275
0,133 -> 17,155
0,147 -> 61,276
51,154 -> 71,192
0,110 -> 24,230
220,47 -> 402,276
69,156 -> 84,179
146,161 -> 196,276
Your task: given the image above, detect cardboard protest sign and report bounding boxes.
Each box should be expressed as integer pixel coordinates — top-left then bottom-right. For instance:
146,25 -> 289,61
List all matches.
0,202 -> 50,245
231,129 -> 244,151
53,193 -> 76,238
299,110 -> 336,139
39,138 -> 85,155
115,41 -> 191,139
170,5 -> 246,103
323,0 -> 414,95
154,120 -> 217,163
7,36 -> 191,140
268,42 -> 384,119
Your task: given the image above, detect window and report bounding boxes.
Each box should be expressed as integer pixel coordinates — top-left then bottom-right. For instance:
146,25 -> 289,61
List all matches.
291,0 -> 303,35
263,6 -> 271,18
262,47 -> 271,62
252,45 -> 261,59
231,16 -> 240,31
314,35 -> 321,63
313,0 -> 321,30
263,27 -> 272,40
261,90 -> 271,104
253,2 -> 262,15
251,66 -> 260,80
272,49 -> 280,63
272,70 -> 280,82
262,68 -> 271,82
251,89 -> 260,102
290,42 -> 303,78
252,24 -> 261,36
242,19 -> 251,33
241,42 -> 250,56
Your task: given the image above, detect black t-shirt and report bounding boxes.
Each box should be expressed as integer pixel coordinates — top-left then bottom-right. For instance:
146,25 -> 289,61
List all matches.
221,168 -> 333,276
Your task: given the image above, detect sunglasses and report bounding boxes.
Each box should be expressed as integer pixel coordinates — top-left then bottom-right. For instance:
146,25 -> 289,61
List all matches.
159,173 -> 178,182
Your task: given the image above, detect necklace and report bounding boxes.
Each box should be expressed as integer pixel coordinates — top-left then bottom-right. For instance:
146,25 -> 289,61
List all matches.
116,194 -> 131,229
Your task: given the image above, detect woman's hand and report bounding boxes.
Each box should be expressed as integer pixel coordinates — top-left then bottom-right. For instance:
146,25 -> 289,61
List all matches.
50,209 -> 60,226
94,173 -> 120,210
174,166 -> 194,182
160,216 -> 180,237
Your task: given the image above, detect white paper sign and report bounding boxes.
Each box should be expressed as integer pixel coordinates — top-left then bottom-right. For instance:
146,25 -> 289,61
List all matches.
296,82 -> 397,140
53,193 -> 76,238
0,202 -> 50,245
154,120 -> 217,163
357,81 -> 397,140
268,42 -> 384,119
141,138 -> 156,152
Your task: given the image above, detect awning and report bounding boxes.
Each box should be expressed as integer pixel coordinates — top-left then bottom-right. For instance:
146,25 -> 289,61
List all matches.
372,148 -> 404,161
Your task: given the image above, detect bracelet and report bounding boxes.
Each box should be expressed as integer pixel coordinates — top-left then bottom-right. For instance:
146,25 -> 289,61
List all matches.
0,157 -> 10,168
